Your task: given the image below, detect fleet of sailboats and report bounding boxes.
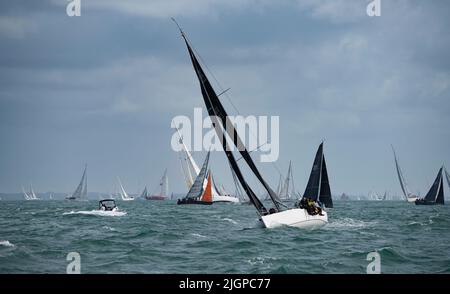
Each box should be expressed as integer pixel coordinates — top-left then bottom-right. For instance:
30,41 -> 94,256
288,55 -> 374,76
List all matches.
177,151 -> 213,205
9,22 -> 447,234
175,127 -> 239,203
22,184 -> 39,200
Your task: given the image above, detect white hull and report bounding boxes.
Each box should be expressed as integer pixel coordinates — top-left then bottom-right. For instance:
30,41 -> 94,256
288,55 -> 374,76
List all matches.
121,197 -> 134,201
260,208 -> 328,229
213,195 -> 240,203
407,197 -> 417,203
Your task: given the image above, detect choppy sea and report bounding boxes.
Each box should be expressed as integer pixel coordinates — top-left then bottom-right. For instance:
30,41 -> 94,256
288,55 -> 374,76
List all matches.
0,200 -> 449,273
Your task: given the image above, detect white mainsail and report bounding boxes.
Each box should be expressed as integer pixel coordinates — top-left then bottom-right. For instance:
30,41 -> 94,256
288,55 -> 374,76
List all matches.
67,164 -> 87,200
117,177 -> 134,201
391,146 -> 417,202
279,161 -> 295,200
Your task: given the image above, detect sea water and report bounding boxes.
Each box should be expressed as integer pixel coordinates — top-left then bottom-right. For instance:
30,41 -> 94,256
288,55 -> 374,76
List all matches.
0,200 -> 449,273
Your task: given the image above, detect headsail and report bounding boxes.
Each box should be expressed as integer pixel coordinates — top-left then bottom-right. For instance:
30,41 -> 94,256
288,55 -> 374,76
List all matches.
303,143 -> 333,208
176,21 -> 282,214
424,167 -> 444,204
200,172 -> 213,203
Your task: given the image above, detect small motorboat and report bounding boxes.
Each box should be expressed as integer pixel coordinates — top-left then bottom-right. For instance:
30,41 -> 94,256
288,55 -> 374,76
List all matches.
99,199 -> 119,212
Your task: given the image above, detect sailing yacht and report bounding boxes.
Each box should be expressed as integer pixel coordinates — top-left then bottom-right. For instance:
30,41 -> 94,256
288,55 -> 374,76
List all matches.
117,177 -> 134,201
174,20 -> 327,229
392,146 -> 418,202
22,184 -> 39,200
140,186 -> 149,199
301,143 -> 334,208
415,167 -> 445,205
146,169 -> 169,200
66,164 -> 87,200
175,128 -> 239,203
177,151 -> 214,205
279,161 -> 296,201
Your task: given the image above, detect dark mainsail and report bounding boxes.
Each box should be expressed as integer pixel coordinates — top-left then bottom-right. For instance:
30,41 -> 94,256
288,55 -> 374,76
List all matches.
185,151 -> 210,199
140,186 -> 148,198
176,22 -> 283,214
319,156 -> 333,208
303,143 -> 333,208
423,167 -> 444,204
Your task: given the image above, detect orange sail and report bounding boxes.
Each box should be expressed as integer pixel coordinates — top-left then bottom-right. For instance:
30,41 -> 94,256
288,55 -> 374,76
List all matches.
200,172 -> 213,203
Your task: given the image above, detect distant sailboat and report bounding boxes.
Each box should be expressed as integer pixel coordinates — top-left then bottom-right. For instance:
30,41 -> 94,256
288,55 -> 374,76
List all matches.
177,151 -> 213,205
117,177 -> 134,201
302,142 -> 333,208
279,161 -> 296,200
175,127 -> 239,203
146,169 -> 169,200
391,146 -> 418,203
140,186 -> 149,199
22,184 -> 39,200
415,167 -> 445,205
66,164 -> 87,200
174,20 -> 326,228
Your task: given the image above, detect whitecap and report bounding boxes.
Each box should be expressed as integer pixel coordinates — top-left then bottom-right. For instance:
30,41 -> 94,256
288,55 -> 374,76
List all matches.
102,226 -> 116,231
221,218 -> 238,225
325,217 -> 376,229
0,240 -> 15,247
63,210 -> 127,217
191,233 -> 207,238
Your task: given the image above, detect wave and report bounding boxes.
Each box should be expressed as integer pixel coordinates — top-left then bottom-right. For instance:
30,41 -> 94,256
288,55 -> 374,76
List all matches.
325,217 -> 377,229
0,240 -> 15,247
221,218 -> 238,225
191,233 -> 207,238
63,210 -> 127,217
102,226 -> 116,231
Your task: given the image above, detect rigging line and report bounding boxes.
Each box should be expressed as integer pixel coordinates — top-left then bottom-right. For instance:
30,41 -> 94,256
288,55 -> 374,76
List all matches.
174,19 -> 285,187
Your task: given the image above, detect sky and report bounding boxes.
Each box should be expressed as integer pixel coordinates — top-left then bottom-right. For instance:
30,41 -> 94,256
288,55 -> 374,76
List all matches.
0,0 -> 449,197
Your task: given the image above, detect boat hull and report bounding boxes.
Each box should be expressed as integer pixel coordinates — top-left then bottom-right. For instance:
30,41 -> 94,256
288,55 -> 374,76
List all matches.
177,199 -> 212,205
415,199 -> 443,205
407,197 -> 418,203
260,208 -> 328,229
213,195 -> 239,203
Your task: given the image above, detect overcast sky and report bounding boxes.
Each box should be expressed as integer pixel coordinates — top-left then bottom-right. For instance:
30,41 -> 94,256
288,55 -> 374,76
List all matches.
0,0 -> 449,197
